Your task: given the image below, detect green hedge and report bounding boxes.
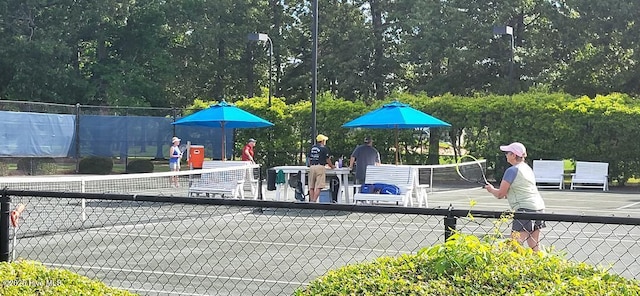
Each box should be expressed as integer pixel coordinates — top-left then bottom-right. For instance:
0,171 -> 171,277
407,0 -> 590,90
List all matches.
209,92 -> 640,184
295,233 -> 640,295
0,260 -> 137,295
0,160 -> 9,176
426,92 -> 640,184
16,158 -> 57,175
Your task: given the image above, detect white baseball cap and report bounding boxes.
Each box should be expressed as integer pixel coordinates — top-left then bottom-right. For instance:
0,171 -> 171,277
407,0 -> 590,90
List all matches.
500,142 -> 527,157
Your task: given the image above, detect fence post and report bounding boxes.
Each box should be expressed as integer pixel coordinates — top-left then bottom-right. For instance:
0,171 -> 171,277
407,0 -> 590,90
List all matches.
444,204 -> 456,241
172,107 -> 177,137
258,168 -> 263,200
0,189 -> 10,262
75,103 -> 81,173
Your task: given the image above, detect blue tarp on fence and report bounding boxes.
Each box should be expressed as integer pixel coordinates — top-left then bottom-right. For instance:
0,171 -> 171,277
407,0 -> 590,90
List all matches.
0,111 -> 234,159
0,111 -> 75,157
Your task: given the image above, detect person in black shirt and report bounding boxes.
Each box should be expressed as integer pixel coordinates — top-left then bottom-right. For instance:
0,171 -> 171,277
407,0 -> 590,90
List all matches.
349,136 -> 381,184
308,134 -> 335,202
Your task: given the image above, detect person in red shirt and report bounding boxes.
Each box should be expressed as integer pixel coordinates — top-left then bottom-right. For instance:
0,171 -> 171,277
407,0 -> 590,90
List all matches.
241,138 -> 257,163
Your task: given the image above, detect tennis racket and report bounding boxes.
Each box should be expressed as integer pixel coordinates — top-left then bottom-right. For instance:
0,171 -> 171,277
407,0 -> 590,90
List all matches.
179,144 -> 187,160
455,155 -> 489,187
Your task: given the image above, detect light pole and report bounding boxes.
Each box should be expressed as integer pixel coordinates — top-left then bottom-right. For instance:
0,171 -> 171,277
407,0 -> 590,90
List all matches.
311,0 -> 318,146
247,33 -> 273,200
492,25 -> 514,94
247,33 -> 273,106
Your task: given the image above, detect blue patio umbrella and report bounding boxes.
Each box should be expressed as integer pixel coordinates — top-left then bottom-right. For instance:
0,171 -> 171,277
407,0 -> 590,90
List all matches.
342,100 -> 451,164
172,101 -> 274,160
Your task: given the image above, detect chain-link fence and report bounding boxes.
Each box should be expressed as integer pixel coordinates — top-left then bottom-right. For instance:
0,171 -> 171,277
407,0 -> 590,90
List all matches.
0,100 -> 305,176
1,190 -> 639,295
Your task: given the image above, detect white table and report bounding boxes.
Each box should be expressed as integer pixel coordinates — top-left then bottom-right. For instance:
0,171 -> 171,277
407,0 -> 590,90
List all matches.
271,166 -> 351,203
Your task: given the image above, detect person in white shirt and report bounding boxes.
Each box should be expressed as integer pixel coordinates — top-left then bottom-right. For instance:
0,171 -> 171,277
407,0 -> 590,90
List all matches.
169,137 -> 183,188
485,142 -> 546,251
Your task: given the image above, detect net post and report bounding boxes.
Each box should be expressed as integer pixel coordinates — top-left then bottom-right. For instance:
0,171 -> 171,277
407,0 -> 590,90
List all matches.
429,167 -> 434,193
0,189 -> 10,262
444,204 -> 457,241
81,179 -> 87,222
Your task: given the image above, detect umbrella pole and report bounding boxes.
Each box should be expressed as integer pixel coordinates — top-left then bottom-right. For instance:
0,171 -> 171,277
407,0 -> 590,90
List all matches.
221,122 -> 226,161
395,128 -> 399,165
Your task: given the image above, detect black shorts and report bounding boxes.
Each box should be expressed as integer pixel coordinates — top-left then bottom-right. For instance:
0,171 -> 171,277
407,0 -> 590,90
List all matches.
512,208 -> 546,232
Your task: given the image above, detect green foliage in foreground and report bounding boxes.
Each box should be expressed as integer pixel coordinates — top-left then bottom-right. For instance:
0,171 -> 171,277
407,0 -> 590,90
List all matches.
0,260 -> 137,296
294,234 -> 640,296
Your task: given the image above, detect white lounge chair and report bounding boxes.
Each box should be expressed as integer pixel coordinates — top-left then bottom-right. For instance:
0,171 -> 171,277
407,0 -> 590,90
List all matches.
352,165 -> 427,207
570,161 -> 609,191
533,160 -> 565,189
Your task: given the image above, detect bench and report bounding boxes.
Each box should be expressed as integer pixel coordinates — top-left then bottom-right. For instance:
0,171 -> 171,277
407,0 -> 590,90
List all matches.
570,161 -> 609,191
201,161 -> 262,198
353,165 -> 424,207
188,165 -> 248,198
533,160 -> 565,189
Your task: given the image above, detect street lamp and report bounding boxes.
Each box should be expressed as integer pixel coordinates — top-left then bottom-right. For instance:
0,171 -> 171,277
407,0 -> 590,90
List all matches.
492,25 -> 514,94
247,33 -> 273,106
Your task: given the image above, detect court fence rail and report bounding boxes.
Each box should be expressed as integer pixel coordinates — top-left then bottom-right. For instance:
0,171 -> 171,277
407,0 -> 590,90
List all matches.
1,189 -> 639,295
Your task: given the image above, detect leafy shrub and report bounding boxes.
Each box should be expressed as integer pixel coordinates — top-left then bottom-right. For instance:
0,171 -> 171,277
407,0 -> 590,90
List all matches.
294,233 -> 640,295
126,159 -> 154,173
0,161 -> 8,176
0,260 -> 137,295
37,159 -> 58,175
16,158 -> 57,175
78,157 -> 113,175
16,158 -> 34,174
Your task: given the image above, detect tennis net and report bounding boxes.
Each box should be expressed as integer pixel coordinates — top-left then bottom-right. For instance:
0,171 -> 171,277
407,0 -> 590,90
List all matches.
416,159 -> 488,192
2,165 -> 259,239
0,166 -> 254,196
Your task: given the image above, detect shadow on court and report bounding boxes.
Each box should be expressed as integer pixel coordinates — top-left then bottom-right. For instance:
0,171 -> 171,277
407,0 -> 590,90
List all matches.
69,200 -> 165,208
257,207 -> 350,217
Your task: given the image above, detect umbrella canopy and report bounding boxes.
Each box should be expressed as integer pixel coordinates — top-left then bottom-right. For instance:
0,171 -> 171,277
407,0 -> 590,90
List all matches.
342,100 -> 451,164
172,101 -> 274,160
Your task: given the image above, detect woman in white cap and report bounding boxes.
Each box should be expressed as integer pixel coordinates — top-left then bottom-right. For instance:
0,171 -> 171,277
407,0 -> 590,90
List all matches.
485,142 -> 546,251
169,136 -> 182,187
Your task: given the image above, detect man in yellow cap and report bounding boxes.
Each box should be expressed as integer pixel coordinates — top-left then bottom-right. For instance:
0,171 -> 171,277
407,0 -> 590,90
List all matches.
308,134 -> 335,202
